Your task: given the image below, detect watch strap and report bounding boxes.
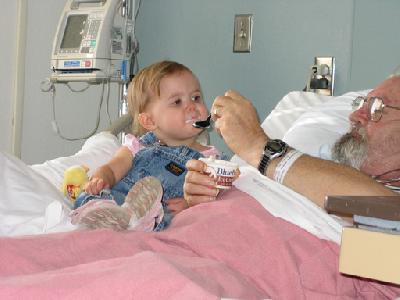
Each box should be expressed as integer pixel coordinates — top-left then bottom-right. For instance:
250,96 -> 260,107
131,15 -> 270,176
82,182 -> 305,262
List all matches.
258,152 -> 270,174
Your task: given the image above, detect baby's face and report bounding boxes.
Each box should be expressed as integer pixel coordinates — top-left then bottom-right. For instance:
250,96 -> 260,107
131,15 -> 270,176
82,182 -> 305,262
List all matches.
149,71 -> 208,143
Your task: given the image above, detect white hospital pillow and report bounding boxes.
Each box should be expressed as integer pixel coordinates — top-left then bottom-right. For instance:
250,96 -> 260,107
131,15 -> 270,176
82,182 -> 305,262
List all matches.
232,91 -> 333,167
32,131 -> 121,189
283,90 -> 370,159
261,91 -> 333,139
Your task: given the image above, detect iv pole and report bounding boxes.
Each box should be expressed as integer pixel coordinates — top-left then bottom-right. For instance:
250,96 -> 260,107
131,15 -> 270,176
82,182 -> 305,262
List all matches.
117,0 -> 135,142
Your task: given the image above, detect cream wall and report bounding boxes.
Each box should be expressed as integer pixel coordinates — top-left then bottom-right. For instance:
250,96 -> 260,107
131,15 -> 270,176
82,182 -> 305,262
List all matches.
349,0 -> 400,89
0,1 -> 18,154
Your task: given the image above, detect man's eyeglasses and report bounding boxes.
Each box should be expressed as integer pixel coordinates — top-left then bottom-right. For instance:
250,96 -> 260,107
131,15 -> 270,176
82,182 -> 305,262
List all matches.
352,96 -> 400,122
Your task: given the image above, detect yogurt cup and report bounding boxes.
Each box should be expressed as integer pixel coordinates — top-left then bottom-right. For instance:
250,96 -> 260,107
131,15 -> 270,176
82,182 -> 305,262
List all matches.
199,157 -> 239,189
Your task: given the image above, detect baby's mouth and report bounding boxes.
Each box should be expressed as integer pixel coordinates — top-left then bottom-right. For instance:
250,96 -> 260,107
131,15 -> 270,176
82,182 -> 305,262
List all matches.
185,116 -> 200,124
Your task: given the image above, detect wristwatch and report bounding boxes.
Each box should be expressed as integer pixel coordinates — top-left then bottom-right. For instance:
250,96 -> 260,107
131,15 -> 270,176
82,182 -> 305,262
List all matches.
258,139 -> 288,175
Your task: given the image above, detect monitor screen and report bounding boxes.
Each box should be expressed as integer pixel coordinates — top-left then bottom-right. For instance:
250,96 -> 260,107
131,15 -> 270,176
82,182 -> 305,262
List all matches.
60,14 -> 88,49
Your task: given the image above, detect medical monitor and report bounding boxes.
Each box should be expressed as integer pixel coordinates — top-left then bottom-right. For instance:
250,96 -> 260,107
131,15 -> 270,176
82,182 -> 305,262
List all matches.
51,0 -> 132,83
60,14 -> 88,50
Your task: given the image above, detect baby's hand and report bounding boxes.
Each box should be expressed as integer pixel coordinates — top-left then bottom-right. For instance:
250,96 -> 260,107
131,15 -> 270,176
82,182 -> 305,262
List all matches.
84,177 -> 110,195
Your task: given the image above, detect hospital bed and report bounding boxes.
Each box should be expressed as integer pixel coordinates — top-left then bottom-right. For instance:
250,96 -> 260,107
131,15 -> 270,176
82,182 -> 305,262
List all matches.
0,90 -> 399,299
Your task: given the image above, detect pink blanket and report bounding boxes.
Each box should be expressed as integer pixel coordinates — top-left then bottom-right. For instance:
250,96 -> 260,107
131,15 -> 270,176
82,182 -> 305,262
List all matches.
0,188 -> 399,299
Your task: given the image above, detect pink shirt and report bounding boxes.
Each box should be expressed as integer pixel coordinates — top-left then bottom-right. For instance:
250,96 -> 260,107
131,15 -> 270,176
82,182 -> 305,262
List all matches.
124,134 -> 221,158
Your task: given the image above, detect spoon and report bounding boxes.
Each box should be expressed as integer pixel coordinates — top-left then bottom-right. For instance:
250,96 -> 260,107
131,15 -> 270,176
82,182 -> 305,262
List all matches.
192,114 -> 212,129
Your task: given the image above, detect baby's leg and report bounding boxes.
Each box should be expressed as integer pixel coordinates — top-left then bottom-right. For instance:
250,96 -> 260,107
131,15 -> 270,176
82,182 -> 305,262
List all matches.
71,176 -> 163,231
123,176 -> 164,231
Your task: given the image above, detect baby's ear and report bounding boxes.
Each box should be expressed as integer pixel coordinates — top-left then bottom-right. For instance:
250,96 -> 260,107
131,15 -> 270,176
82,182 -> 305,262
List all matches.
138,112 -> 157,131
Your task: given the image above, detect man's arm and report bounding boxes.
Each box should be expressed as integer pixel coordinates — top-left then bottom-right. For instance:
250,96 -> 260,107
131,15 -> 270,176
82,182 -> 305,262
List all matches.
266,153 -> 396,208
208,90 -> 396,208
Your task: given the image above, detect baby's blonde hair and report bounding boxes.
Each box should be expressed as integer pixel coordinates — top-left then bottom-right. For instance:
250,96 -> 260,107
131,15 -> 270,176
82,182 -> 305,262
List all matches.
128,60 -> 194,136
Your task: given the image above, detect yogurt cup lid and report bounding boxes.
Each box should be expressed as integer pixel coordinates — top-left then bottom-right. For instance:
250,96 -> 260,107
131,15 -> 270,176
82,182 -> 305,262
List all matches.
199,157 -> 238,169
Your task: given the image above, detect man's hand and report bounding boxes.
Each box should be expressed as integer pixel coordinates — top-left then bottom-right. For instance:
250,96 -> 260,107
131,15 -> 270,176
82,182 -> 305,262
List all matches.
212,90 -> 268,168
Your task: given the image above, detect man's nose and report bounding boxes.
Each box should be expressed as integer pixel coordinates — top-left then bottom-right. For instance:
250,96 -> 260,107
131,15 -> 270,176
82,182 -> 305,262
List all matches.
349,106 -> 368,126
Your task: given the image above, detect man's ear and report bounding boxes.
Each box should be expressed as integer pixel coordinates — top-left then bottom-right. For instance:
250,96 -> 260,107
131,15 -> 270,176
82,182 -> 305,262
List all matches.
138,112 -> 157,131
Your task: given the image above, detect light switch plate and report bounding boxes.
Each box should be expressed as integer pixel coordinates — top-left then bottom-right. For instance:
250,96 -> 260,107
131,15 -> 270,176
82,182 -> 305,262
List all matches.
233,14 -> 253,53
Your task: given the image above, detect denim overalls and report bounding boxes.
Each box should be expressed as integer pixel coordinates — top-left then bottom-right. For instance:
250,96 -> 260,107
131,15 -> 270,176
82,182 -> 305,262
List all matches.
74,132 -> 203,231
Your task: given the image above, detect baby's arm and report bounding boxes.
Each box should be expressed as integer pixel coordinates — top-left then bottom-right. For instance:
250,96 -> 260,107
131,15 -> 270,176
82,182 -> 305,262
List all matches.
85,146 -> 133,194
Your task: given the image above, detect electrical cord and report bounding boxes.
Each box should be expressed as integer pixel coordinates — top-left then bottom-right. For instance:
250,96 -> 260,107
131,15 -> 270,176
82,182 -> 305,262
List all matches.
135,0 -> 142,21
40,78 -> 107,141
65,82 -> 91,92
304,64 -> 330,91
105,79 -> 112,125
131,0 -> 142,73
52,81 -> 105,141
305,66 -> 315,92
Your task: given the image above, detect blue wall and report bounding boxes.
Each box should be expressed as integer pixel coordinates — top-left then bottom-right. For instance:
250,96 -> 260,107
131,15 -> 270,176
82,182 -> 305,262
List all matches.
350,0 -> 400,90
135,0 -> 400,156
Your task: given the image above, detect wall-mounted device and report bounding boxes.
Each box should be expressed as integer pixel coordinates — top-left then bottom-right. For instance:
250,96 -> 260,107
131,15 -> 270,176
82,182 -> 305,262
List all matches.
42,0 -> 137,142
306,56 -> 335,96
50,0 -> 134,83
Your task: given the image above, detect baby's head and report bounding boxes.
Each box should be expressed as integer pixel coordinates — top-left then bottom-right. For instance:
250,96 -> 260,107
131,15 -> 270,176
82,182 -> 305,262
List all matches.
128,60 -> 201,137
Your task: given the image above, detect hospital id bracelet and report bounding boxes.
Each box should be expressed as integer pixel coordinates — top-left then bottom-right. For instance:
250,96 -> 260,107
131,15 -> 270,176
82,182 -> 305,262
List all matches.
258,139 -> 288,175
273,149 -> 303,184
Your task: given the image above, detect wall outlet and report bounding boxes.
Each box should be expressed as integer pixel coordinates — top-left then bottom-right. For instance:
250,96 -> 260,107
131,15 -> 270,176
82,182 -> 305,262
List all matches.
233,14 -> 253,53
307,56 -> 335,96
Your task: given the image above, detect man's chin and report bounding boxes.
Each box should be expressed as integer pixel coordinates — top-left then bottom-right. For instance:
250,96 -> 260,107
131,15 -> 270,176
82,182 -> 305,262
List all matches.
332,132 -> 368,170
351,131 -> 360,139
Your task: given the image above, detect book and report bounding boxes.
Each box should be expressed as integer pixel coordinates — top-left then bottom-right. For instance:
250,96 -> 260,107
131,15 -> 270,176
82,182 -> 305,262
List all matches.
339,226 -> 400,285
324,195 -> 400,221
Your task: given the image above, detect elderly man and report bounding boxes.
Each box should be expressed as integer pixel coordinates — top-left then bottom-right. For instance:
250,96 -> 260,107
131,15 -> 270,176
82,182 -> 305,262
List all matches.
183,75 -> 400,209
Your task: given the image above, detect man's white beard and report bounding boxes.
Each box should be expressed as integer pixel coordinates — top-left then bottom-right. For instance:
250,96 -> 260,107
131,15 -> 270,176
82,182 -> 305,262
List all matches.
331,128 -> 368,170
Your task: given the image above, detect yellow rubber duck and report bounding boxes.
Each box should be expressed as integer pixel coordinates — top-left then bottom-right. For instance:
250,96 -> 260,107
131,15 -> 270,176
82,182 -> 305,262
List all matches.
61,165 -> 89,205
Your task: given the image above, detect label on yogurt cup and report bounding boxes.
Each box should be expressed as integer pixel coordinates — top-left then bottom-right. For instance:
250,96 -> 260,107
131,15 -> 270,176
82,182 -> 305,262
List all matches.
199,157 -> 239,189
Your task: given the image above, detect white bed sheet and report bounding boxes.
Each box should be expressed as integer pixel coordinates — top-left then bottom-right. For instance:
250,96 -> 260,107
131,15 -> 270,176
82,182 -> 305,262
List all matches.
234,166 -> 345,244
0,132 -> 121,236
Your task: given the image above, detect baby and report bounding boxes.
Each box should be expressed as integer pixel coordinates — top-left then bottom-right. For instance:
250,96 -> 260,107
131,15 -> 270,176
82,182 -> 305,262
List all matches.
71,60 -> 224,231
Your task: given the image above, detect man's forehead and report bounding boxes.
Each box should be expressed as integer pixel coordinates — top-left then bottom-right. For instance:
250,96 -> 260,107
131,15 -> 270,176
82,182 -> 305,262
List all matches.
368,76 -> 400,105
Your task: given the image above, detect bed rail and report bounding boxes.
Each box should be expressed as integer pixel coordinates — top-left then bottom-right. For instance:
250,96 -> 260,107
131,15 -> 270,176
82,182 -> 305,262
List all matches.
106,114 -> 132,136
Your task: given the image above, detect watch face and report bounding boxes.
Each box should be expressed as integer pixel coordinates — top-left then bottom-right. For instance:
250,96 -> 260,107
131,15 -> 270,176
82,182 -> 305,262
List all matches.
259,139 -> 288,174
267,139 -> 285,152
